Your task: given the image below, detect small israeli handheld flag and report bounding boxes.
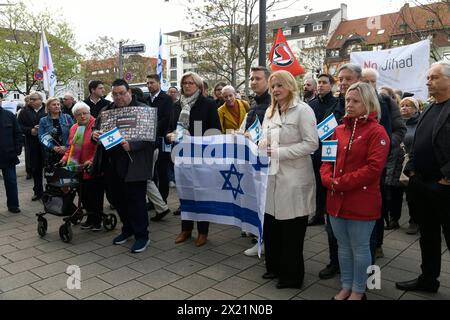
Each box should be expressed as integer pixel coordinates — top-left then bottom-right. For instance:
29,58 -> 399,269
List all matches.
317,114 -> 338,141
322,140 -> 338,162
99,127 -> 124,150
40,133 -> 54,148
247,117 -> 262,144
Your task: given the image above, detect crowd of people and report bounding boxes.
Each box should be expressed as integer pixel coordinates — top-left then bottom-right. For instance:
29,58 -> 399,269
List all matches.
0,60 -> 449,299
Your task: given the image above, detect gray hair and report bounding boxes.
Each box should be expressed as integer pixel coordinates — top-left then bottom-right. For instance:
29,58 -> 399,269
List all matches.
431,60 -> 450,77
63,92 -> 75,99
339,63 -> 362,79
221,85 -> 236,95
72,102 -> 90,116
362,68 -> 380,80
304,77 -> 317,88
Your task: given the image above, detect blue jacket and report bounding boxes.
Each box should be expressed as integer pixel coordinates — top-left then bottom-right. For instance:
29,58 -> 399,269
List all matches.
38,113 -> 74,150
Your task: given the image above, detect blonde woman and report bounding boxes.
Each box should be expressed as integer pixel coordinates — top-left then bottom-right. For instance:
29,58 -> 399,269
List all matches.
259,70 -> 319,289
320,82 -> 390,300
217,85 -> 249,133
38,97 -> 74,166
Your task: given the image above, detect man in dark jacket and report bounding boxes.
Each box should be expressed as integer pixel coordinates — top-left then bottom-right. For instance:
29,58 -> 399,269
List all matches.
146,74 -> 174,206
93,79 -> 155,254
17,92 -> 46,201
0,94 -> 23,213
242,66 -> 271,131
84,80 -> 110,118
396,61 -> 450,293
308,74 -> 338,227
61,93 -> 76,118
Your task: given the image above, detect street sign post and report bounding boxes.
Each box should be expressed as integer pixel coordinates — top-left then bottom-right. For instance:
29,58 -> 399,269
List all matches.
34,70 -> 44,81
121,44 -> 146,54
125,72 -> 133,82
0,82 -> 7,94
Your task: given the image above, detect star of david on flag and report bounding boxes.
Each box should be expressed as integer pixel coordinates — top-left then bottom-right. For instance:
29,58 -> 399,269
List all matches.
220,164 -> 244,200
247,117 -> 262,144
322,140 -> 338,162
99,127 -> 124,150
317,114 -> 338,141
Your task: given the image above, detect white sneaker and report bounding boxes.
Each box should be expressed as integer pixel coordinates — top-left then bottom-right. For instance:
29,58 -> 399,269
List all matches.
169,181 -> 176,188
244,243 -> 264,256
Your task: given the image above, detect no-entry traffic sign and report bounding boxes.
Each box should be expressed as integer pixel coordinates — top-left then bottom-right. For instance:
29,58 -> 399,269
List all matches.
34,70 -> 44,81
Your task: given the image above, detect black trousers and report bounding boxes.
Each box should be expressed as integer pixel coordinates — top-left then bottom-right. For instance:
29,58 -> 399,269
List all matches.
405,185 -> 417,224
408,175 -> 450,282
386,185 -> 405,222
29,141 -> 44,196
106,171 -> 148,240
24,136 -> 32,176
81,177 -> 105,224
313,156 -> 327,220
182,220 -> 210,235
263,214 -> 308,285
155,150 -> 170,202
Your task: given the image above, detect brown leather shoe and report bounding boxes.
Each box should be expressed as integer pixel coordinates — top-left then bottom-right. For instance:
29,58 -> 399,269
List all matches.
195,234 -> 208,247
175,231 -> 192,244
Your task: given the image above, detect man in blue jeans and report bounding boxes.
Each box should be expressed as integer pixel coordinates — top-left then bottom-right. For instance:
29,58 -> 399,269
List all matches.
0,93 -> 23,213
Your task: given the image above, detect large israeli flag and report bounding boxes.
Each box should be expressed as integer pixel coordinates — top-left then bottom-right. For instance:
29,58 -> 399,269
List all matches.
99,127 -> 124,150
317,113 -> 338,141
174,135 -> 269,255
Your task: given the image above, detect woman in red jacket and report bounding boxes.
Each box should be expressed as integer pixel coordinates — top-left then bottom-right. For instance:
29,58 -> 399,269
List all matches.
320,82 -> 390,300
61,102 -> 104,231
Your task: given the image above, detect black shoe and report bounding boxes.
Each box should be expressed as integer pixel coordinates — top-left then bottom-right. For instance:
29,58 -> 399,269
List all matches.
150,209 -> 170,222
395,278 -> 439,293
8,207 -> 21,213
308,215 -> 325,226
91,224 -> 102,232
385,219 -> 400,230
319,264 -> 340,280
32,194 -> 42,201
81,221 -> 93,230
26,173 -> 32,180
276,281 -> 302,289
262,272 -> 277,279
173,208 -> 181,216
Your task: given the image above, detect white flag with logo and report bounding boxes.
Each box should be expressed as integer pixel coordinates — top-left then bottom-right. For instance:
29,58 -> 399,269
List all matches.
38,30 -> 57,97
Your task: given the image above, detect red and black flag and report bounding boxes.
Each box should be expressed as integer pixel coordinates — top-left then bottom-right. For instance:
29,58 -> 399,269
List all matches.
269,28 -> 305,77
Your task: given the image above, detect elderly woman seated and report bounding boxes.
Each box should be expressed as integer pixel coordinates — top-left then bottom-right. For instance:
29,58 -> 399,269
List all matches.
217,85 -> 249,133
60,102 -> 104,231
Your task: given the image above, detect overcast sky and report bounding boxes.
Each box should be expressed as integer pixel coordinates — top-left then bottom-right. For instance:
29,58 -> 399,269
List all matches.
24,0 -> 416,57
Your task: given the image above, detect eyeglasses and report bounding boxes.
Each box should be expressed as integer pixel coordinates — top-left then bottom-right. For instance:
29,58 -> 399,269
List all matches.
182,81 -> 196,86
112,92 -> 128,97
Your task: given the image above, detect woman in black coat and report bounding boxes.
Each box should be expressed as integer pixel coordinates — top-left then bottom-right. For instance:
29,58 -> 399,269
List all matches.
167,72 -> 221,247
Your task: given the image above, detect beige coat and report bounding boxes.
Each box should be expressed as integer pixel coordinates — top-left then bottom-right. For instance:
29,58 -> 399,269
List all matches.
261,99 -> 319,220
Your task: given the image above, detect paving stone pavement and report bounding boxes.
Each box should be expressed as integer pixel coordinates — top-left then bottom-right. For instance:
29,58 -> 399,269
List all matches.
0,166 -> 449,300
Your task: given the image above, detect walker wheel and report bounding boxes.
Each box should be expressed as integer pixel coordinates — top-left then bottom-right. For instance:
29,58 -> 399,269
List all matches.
59,223 -> 73,243
37,218 -> 48,237
103,214 -> 117,231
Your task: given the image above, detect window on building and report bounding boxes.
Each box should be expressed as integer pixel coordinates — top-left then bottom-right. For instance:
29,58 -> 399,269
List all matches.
291,26 -> 299,34
313,24 -> 323,31
299,25 -> 305,33
283,29 -> 291,36
367,31 -> 372,36
372,45 -> 383,51
377,29 -> 385,35
336,35 -> 343,40
392,38 -> 404,47
170,57 -> 177,68
14,93 -> 20,99
400,23 -> 407,32
170,70 -> 177,80
171,82 -> 177,87
426,18 -> 435,28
